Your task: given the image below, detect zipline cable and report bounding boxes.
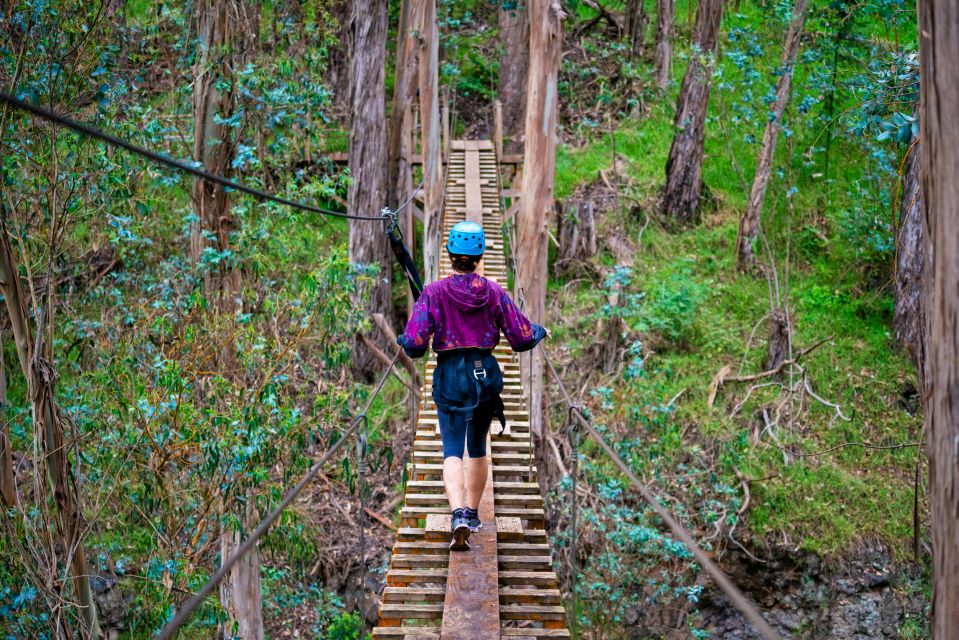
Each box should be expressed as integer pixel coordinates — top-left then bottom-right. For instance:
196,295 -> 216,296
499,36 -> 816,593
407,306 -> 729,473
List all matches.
541,349 -> 783,640
0,90 -> 392,221
155,348 -> 403,640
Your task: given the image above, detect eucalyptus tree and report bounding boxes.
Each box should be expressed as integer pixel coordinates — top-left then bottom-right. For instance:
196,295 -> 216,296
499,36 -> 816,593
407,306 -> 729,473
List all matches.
734,0 -> 810,269
191,0 -> 265,636
347,0 -> 391,379
653,0 -> 674,89
661,0 -> 724,223
917,0 -> 959,634
498,1 -> 529,153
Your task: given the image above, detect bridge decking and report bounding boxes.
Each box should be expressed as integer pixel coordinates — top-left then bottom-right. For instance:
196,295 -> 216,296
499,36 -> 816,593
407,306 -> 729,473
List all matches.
373,141 -> 569,639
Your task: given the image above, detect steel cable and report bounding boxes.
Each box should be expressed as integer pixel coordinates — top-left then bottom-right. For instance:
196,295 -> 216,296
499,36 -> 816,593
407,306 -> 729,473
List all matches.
541,350 -> 782,640
155,348 -> 402,640
0,90 -> 388,221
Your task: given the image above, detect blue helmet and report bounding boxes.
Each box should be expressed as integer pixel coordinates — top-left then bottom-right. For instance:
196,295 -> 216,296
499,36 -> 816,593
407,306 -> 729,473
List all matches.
447,221 -> 486,256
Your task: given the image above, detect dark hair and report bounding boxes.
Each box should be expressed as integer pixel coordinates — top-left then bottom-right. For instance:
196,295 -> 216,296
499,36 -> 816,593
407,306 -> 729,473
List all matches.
449,251 -> 482,273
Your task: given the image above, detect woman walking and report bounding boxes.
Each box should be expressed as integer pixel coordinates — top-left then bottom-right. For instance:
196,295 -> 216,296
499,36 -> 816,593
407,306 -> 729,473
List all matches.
398,221 -> 547,550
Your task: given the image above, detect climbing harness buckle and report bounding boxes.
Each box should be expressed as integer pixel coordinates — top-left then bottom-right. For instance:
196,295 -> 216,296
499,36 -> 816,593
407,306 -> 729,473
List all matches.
472,359 -> 487,380
381,207 -> 399,238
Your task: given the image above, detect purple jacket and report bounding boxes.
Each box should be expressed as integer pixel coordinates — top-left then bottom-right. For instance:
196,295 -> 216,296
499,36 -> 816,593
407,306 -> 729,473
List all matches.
398,273 -> 546,358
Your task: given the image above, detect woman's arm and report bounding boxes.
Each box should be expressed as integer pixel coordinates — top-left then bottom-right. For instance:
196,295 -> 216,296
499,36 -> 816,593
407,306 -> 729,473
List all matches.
397,291 -> 435,358
495,286 -> 547,352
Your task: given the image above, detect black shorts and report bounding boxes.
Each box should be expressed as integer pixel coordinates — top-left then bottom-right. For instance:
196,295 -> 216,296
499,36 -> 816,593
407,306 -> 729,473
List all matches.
438,399 -> 495,459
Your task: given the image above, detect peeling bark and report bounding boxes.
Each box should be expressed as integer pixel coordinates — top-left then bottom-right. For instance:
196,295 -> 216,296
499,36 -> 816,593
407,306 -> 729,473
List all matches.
555,200 -> 597,276
519,0 -> 565,443
653,0 -> 674,89
894,140 -> 926,392
416,0 -> 442,283
348,0 -> 391,379
661,0 -> 723,223
498,2 -> 530,154
388,0 -> 418,211
736,0 -> 809,269
0,217 -> 101,638
918,1 -> 959,635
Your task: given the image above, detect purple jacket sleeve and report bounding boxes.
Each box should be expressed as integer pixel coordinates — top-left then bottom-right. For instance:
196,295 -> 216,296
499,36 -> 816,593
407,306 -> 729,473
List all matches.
494,286 -> 547,352
397,291 -> 434,358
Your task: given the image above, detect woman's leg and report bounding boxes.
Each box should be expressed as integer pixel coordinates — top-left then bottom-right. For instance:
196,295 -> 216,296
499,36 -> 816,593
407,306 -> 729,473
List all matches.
438,408 -> 467,511
464,402 -> 494,509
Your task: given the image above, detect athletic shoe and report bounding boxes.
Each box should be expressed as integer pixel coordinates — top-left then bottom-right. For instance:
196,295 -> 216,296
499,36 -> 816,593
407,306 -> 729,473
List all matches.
464,507 -> 483,532
450,510 -> 471,551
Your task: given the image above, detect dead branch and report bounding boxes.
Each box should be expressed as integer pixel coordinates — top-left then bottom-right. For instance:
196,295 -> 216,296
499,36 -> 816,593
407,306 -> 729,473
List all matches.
357,332 -> 417,395
708,335 -> 833,407
372,313 -> 420,388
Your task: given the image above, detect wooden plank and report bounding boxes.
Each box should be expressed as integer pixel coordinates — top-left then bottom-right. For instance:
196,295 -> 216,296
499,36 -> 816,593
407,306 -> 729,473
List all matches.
440,439 -> 500,638
382,586 -> 447,602
466,149 -> 484,222
495,517 -> 524,541
499,587 -> 562,604
500,629 -> 571,638
500,604 -> 567,621
498,571 -> 559,587
372,627 -> 442,639
425,513 -> 449,541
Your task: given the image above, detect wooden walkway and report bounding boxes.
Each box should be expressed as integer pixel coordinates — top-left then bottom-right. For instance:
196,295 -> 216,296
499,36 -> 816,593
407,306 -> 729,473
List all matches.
373,141 -> 569,639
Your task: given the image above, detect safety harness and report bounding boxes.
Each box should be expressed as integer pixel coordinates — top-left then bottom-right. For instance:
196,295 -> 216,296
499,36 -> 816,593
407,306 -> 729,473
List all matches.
382,208 -> 423,301
383,212 -> 506,435
434,349 -> 508,436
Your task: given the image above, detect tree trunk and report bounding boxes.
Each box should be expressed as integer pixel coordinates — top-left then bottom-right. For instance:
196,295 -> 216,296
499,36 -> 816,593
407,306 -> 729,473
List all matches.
348,0 -> 391,378
0,219 -> 101,638
519,0 -> 565,444
388,0 -> 418,210
735,0 -> 809,269
498,2 -> 530,154
603,273 -> 625,375
191,0 -> 257,273
219,527 -> 263,640
653,0 -> 674,89
661,0 -> 723,224
626,0 -> 648,59
0,342 -> 13,507
765,308 -> 790,372
894,139 -> 926,392
555,200 -> 597,276
193,2 -> 264,636
416,0 -> 442,283
328,0 -> 353,114
918,2 -> 959,635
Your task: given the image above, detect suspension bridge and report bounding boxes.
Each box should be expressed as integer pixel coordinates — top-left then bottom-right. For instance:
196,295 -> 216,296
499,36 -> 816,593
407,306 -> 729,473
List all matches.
373,141 -> 568,639
0,91 -> 781,640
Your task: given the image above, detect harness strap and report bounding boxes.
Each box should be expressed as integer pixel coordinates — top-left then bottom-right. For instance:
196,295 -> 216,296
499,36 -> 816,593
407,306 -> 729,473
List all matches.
434,351 -> 507,435
384,215 -> 423,300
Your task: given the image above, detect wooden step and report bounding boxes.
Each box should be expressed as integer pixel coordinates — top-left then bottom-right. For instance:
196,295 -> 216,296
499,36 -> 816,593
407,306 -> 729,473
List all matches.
498,571 -> 559,587
382,586 -> 447,602
387,568 -> 448,585
379,603 -> 444,621
499,587 -> 562,604
500,629 -> 571,638
372,627 -> 441,639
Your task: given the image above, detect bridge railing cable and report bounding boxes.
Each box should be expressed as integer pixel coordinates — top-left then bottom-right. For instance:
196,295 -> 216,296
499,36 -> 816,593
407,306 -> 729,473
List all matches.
488,150 -> 781,640
541,349 -> 783,640
155,348 -> 403,640
0,91 -> 398,222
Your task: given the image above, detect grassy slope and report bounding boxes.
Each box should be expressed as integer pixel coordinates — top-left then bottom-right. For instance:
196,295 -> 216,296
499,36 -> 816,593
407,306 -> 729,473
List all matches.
550,29 -> 921,557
